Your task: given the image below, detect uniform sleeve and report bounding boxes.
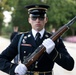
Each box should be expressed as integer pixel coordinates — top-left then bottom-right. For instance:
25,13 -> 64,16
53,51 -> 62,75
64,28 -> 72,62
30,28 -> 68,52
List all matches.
48,38 -> 74,71
0,34 -> 21,75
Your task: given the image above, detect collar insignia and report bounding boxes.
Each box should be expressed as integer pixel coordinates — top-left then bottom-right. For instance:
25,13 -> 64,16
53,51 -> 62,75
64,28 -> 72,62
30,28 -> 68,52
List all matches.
45,34 -> 49,38
28,34 -> 31,37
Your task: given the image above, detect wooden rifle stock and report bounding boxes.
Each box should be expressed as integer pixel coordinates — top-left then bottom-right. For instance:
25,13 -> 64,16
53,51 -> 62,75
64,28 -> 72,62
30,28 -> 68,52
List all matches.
23,16 -> 76,68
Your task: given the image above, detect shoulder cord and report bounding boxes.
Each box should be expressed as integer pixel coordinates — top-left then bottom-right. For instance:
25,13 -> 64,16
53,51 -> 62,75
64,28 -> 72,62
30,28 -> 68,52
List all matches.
18,33 -> 24,62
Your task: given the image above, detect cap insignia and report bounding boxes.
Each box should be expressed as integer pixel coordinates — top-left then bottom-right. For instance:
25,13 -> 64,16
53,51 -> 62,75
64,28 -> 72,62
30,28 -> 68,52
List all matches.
45,34 -> 49,38
35,5 -> 39,8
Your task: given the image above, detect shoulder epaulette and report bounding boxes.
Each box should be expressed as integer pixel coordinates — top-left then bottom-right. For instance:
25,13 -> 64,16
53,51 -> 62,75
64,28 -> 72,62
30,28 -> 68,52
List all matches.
47,31 -> 53,35
18,31 -> 29,34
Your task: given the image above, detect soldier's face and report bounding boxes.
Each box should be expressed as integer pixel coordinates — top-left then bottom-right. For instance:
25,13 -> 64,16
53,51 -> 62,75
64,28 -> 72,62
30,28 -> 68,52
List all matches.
28,15 -> 48,31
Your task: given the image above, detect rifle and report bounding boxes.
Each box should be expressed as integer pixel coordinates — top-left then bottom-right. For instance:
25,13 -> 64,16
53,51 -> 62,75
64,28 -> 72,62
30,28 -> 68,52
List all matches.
23,16 -> 76,68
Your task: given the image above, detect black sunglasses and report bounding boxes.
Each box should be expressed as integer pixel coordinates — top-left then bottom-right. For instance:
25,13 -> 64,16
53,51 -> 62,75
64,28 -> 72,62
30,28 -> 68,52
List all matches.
30,16 -> 45,21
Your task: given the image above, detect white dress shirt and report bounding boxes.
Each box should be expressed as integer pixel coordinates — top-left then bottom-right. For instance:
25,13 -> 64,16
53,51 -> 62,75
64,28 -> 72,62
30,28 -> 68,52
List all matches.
32,28 -> 45,40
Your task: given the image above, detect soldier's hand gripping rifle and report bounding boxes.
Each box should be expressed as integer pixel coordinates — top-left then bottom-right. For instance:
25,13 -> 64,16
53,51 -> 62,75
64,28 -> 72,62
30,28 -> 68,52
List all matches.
23,16 -> 76,68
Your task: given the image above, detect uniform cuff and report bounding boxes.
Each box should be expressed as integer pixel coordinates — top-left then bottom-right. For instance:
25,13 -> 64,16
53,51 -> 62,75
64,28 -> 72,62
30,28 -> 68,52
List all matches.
49,49 -> 61,61
9,63 -> 18,75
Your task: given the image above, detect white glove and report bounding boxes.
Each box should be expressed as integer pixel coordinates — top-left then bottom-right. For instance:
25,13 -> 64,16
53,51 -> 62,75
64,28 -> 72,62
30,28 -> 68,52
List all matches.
14,63 -> 27,75
42,38 -> 55,54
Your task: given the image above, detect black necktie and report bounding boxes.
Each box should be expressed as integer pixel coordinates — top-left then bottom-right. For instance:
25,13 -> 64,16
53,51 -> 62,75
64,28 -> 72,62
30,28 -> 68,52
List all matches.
35,32 -> 41,46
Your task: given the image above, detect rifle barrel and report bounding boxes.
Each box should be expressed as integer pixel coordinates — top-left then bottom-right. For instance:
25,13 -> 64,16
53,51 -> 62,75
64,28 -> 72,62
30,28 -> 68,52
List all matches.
23,16 -> 76,68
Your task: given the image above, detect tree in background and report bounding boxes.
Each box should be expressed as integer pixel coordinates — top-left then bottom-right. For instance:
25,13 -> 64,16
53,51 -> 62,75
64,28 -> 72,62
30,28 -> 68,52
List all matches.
12,0 -> 44,32
11,0 -> 76,36
47,0 -> 76,36
1,0 -> 76,37
0,0 -> 12,35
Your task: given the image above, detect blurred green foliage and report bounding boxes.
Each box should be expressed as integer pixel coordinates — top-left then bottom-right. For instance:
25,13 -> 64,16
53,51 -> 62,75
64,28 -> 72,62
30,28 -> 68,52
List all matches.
0,0 -> 76,38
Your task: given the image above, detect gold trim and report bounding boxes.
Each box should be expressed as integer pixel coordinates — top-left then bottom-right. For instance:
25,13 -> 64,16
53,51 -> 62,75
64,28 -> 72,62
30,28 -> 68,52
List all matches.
53,50 -> 59,61
27,71 -> 52,73
59,53 -> 61,59
34,72 -> 39,75
28,8 -> 47,11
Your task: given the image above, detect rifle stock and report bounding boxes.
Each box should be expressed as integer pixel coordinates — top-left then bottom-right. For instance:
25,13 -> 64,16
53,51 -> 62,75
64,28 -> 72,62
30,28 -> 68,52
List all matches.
23,16 -> 76,68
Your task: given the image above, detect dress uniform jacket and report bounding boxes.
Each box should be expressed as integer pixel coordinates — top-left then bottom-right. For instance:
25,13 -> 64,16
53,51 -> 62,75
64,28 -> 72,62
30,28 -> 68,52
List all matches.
10,32 -> 18,42
0,30 -> 74,75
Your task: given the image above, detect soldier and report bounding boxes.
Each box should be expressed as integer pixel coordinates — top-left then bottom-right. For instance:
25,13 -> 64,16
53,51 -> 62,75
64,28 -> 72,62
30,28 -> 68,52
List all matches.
0,4 -> 74,75
10,26 -> 18,42
10,26 -> 19,64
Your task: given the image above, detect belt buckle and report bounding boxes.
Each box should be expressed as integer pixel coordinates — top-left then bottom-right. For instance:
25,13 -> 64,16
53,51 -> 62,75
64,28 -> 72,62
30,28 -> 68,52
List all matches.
34,72 -> 39,75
